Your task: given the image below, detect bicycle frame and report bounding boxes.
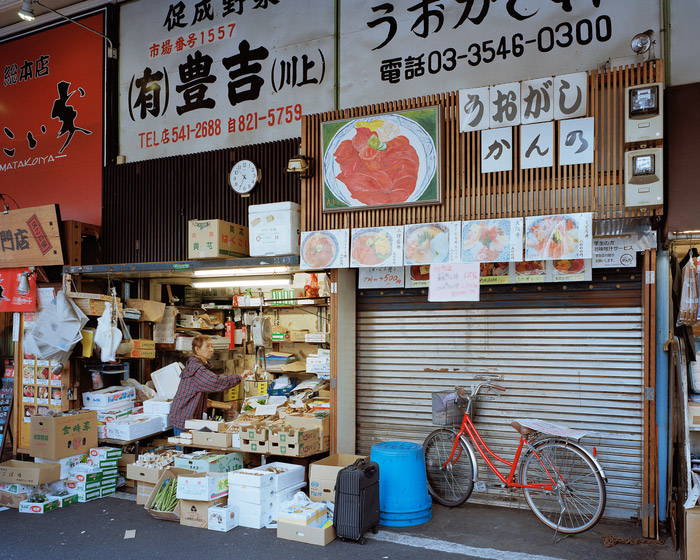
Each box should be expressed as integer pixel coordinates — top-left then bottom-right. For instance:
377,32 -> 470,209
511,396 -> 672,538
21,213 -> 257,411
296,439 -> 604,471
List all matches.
444,410 -> 557,491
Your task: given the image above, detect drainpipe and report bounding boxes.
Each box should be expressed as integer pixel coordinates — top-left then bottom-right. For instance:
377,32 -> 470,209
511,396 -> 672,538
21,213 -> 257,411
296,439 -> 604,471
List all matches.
656,248 -> 670,521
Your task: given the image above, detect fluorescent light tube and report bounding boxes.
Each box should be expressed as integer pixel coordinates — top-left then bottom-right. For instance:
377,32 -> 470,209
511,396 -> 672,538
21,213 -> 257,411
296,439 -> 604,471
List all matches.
193,266 -> 290,277
192,278 -> 292,289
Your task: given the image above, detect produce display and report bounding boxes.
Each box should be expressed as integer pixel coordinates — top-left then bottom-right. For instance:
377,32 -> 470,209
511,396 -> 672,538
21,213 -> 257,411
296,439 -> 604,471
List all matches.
151,478 -> 178,512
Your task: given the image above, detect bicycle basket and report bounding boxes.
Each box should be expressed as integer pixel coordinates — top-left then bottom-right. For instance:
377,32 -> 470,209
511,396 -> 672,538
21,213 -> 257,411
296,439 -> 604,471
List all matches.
431,390 -> 462,426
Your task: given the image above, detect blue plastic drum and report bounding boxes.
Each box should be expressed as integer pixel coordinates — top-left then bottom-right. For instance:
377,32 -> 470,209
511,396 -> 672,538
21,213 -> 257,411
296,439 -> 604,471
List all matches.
370,441 -> 432,526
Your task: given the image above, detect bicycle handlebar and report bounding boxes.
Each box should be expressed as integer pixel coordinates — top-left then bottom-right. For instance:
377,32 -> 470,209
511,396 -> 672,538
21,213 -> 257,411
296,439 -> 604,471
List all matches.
455,381 -> 507,398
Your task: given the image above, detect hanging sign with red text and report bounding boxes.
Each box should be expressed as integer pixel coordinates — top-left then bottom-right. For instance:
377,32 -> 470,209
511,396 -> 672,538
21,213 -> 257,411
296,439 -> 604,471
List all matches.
0,267 -> 37,312
0,205 -> 64,267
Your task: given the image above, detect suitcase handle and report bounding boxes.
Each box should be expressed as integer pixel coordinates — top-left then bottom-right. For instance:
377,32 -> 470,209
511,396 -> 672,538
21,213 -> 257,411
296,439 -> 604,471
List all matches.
353,458 -> 377,478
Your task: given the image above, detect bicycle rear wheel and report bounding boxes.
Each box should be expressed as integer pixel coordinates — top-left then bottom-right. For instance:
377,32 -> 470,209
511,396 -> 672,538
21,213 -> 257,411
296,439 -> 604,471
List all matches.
423,429 -> 475,507
520,440 -> 606,534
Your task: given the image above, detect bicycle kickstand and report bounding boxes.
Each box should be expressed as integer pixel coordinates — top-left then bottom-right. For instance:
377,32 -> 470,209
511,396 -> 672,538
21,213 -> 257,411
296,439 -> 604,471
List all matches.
552,495 -> 569,544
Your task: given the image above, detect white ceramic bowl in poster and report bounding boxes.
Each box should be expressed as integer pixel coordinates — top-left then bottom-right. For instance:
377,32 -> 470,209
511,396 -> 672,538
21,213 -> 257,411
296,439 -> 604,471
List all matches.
324,114 -> 437,208
300,231 -> 340,269
351,228 -> 395,267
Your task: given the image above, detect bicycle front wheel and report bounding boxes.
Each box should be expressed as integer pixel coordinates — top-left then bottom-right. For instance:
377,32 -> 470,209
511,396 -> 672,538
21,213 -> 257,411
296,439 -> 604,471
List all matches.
520,441 -> 606,534
423,429 -> 475,507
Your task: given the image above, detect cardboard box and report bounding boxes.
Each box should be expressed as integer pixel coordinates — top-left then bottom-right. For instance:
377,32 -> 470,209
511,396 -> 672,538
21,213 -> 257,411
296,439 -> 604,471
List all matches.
145,467 -> 192,521
0,490 -> 28,508
289,330 -> 309,343
131,338 -> 156,350
19,498 -> 60,514
96,408 -> 133,423
87,457 -> 119,469
192,431 -> 231,449
0,482 -> 34,494
304,332 -> 330,343
278,502 -> 327,526
244,379 -> 270,398
241,436 -> 269,454
34,453 -> 87,479
106,414 -> 164,441
689,402 -> 700,429
69,463 -> 102,483
77,488 -> 101,502
136,481 -> 156,506
687,507 -> 700,556
282,413 -> 330,442
122,348 -> 157,359
250,462 -> 305,492
223,385 -> 240,401
82,386 -> 136,409
277,520 -> 336,546
208,503 -> 239,532
184,419 -> 226,432
188,219 -> 249,259
125,300 -> 166,323
269,427 -> 320,457
308,454 -> 368,502
47,492 -> 79,507
101,486 -> 116,497
0,460 -> 61,486
174,452 -> 243,473
228,468 -> 275,488
180,496 -> 227,529
228,482 -> 274,505
248,202 -> 300,257
128,463 -> 166,485
118,453 -> 135,488
30,411 -> 98,460
66,479 -> 101,492
177,472 -> 229,501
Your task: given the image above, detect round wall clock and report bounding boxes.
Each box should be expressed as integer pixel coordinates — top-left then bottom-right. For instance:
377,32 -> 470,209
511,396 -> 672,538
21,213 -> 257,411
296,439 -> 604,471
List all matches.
229,160 -> 260,196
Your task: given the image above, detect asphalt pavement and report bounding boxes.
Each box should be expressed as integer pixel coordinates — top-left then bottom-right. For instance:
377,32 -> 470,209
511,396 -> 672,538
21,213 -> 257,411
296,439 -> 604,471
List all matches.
0,490 -> 679,560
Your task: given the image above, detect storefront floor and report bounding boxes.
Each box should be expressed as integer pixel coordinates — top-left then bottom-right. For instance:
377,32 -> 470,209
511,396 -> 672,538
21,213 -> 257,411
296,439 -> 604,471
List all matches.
0,491 -> 678,560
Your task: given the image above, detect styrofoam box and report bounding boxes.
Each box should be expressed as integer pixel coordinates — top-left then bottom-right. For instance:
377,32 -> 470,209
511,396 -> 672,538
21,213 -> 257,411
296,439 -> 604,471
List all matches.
82,386 -> 136,409
270,481 -> 307,521
105,414 -> 164,441
228,497 -> 275,529
228,482 -> 274,505
177,472 -> 229,501
143,398 -> 172,415
151,362 -> 183,399
251,462 -> 305,492
228,468 -> 275,488
248,201 -> 301,257
208,504 -> 239,532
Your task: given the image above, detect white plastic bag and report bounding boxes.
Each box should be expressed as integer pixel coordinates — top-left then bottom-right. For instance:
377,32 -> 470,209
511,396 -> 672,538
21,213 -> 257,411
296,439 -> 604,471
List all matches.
93,302 -> 122,362
677,260 -> 699,327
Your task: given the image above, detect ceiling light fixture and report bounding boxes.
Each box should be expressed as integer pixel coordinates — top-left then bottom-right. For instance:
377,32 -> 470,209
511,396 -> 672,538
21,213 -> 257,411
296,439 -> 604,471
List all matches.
192,266 -> 290,277
631,29 -> 655,58
192,278 -> 293,289
18,0 -> 117,59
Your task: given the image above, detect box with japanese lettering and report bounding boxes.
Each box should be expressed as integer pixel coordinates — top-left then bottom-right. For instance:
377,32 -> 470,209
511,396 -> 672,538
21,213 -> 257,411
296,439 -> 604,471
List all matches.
188,219 -> 249,259
30,410 -> 98,460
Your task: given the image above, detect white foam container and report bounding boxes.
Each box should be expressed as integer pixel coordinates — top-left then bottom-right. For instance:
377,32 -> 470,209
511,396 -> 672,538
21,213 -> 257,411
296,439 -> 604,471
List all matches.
248,202 -> 301,257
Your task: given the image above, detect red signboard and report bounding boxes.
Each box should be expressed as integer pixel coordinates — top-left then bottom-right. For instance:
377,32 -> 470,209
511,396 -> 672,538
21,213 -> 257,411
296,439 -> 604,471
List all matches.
0,267 -> 37,312
0,13 -> 105,226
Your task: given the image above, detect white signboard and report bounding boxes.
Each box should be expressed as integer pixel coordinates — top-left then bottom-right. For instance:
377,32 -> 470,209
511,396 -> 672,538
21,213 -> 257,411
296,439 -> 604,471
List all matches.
559,117 -> 594,165
358,267 -> 405,289
119,0 -> 335,162
339,1 -> 660,109
521,121 -> 554,169
481,128 -> 513,173
593,237 -> 637,268
300,229 -> 350,270
428,263 -> 480,302
489,82 -> 520,128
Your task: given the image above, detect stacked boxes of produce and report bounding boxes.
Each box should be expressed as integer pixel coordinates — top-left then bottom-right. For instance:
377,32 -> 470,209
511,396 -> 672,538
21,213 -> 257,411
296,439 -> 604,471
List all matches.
95,407 -> 133,439
228,462 -> 306,529
87,447 -> 122,497
176,471 -> 229,528
127,449 -> 183,505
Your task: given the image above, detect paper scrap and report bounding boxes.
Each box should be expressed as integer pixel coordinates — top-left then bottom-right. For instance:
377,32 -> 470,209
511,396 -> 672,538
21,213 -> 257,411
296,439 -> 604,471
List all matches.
0,507 -> 9,513
124,530 -> 136,539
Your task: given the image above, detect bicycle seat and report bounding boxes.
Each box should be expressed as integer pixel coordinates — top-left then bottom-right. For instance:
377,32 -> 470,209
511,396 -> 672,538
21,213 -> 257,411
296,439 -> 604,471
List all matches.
511,421 -> 537,436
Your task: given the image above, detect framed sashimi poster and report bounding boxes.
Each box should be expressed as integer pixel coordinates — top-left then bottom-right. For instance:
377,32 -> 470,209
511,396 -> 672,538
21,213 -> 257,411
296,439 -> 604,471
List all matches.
322,107 -> 442,212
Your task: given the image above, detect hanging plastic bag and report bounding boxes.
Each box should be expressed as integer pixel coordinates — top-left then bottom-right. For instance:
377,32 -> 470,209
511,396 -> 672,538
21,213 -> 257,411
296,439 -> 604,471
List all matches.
677,259 -> 699,327
23,290 -> 88,364
304,273 -> 319,298
93,302 -> 122,362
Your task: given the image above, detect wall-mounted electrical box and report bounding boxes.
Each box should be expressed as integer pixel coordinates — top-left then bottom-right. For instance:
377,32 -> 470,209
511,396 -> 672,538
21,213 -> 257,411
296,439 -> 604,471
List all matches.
624,82 -> 663,143
625,148 -> 663,209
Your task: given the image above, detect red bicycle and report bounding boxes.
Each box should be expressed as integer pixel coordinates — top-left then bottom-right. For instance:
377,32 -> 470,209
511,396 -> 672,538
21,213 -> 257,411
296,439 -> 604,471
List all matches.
423,380 -> 607,535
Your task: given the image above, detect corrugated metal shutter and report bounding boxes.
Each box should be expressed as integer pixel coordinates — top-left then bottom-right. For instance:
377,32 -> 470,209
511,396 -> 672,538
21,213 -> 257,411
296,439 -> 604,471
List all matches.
356,304 -> 644,520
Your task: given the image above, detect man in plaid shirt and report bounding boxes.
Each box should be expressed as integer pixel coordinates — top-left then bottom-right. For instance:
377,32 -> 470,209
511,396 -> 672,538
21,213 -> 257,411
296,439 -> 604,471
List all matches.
170,335 -> 242,431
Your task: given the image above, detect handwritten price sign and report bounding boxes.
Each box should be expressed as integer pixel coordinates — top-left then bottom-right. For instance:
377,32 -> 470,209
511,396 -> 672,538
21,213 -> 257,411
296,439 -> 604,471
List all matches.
428,263 -> 480,302
358,267 -> 405,289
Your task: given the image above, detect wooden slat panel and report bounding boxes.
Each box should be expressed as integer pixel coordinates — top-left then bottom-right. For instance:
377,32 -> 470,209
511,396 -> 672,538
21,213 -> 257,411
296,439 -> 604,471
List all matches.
301,60 -> 663,232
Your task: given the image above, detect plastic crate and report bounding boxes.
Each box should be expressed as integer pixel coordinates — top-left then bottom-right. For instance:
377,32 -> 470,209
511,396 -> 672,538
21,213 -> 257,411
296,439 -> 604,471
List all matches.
431,391 -> 462,426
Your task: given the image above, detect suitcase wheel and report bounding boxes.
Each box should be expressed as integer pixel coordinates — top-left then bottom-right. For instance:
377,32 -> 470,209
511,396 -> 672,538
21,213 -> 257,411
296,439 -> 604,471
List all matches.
371,526 -> 379,534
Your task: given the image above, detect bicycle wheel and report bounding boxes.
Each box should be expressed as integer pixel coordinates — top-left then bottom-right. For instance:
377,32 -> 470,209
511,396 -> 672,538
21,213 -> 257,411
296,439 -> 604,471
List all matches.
520,440 -> 606,534
423,429 -> 475,507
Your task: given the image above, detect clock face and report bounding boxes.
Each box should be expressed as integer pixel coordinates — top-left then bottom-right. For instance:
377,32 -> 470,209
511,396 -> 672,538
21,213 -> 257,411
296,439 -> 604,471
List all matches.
230,160 -> 258,194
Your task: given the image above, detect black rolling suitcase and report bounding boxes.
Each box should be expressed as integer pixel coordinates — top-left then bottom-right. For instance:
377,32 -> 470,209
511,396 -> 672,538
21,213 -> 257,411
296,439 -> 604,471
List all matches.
333,458 -> 380,543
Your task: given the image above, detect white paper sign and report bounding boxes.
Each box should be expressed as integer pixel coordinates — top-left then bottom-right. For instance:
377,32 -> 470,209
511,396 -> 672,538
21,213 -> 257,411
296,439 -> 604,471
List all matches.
358,267 -> 404,289
428,263 -> 480,302
554,72 -> 589,120
459,87 -> 490,132
521,77 -> 555,124
559,117 -> 594,165
481,128 -> 513,173
153,306 -> 176,344
300,229 -> 349,270
593,237 -> 637,268
521,122 -> 554,169
489,82 -> 521,128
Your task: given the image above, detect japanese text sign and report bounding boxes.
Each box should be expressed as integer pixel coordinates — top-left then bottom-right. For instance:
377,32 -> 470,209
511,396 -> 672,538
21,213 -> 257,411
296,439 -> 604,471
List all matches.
593,237 -> 637,268
1,14 -> 105,226
0,267 -> 37,312
119,0 -> 335,162
428,263 -> 480,302
358,266 -> 405,289
0,205 -> 63,267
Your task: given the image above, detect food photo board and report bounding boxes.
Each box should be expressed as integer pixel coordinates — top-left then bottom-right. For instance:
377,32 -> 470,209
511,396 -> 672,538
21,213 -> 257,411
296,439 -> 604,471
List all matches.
404,221 -> 461,265
322,107 -> 441,211
300,229 -> 350,270
461,218 -> 524,263
350,226 -> 404,268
